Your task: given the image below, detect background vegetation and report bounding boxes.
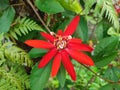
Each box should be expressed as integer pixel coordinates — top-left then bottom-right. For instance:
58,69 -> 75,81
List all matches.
0,0 -> 120,90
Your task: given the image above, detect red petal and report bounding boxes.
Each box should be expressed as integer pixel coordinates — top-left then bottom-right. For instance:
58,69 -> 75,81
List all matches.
65,48 -> 94,66
25,40 -> 54,49
117,9 -> 120,13
51,53 -> 61,77
68,38 -> 82,44
61,50 -> 76,81
57,30 -> 63,35
68,43 -> 93,52
40,32 -> 55,42
38,48 -> 57,68
63,15 -> 80,36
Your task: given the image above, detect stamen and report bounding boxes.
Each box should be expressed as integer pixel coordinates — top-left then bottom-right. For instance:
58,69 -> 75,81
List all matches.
54,35 -> 72,50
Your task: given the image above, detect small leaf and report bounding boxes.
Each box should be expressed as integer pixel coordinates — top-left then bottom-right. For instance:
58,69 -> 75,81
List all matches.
57,65 -> 66,88
29,48 -> 48,58
107,27 -> 118,36
35,0 -> 64,14
30,62 -> 52,90
0,6 -> 15,34
103,66 -> 119,82
94,36 -> 119,56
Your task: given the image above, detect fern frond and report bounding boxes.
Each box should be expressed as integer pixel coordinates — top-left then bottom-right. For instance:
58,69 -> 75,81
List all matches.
101,0 -> 119,30
2,42 -> 33,67
0,78 -> 17,90
0,65 -> 30,90
0,48 -> 6,66
83,0 -> 96,15
8,17 -> 45,39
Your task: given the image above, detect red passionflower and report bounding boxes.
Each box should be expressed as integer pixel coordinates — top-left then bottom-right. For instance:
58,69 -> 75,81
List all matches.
114,4 -> 120,14
25,16 -> 94,81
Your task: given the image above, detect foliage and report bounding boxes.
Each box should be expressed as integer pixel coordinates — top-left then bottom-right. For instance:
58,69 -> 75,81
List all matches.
7,17 -> 44,40
84,0 -> 119,30
0,34 -> 32,90
35,0 -> 64,14
0,6 -> 15,34
101,0 -> 119,30
3,42 -> 33,67
0,66 -> 30,90
57,0 -> 83,14
30,62 -> 52,90
0,0 -> 120,90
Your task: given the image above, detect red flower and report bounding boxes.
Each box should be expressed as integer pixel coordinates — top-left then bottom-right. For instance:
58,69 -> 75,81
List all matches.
25,16 -> 94,81
114,4 -> 120,14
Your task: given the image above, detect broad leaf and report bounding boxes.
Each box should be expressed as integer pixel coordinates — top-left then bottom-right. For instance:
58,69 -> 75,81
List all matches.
93,36 -> 119,67
0,0 -> 9,10
99,84 -> 120,90
57,65 -> 66,88
112,84 -> 120,90
58,0 -> 83,14
95,52 -> 117,67
99,84 -> 113,90
29,48 -> 48,58
94,36 -> 119,56
0,6 -> 15,34
35,0 -> 64,14
30,62 -> 52,90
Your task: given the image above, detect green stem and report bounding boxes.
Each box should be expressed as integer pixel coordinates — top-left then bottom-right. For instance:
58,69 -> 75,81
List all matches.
82,64 -> 120,84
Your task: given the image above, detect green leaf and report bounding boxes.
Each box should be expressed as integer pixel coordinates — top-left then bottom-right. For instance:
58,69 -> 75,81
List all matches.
0,0 -> 9,11
101,0 -> 119,30
29,48 -> 48,58
103,66 -> 119,82
95,22 -> 104,40
0,6 -> 15,34
74,16 -> 88,42
94,36 -> 119,56
30,62 -> 52,90
99,84 -> 113,90
95,20 -> 110,40
57,65 -> 66,88
95,52 -> 117,67
112,67 -> 120,79
83,0 -> 96,15
58,0 -> 83,14
99,84 -> 120,90
93,36 -> 119,67
57,17 -> 71,30
112,84 -> 120,90
35,0 -> 64,14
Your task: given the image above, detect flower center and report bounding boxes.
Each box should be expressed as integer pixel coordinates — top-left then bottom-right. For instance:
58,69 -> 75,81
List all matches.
54,35 -> 72,50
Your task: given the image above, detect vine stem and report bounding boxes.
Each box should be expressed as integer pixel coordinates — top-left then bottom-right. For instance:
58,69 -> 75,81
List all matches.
26,0 -> 51,33
11,3 -> 24,7
82,64 -> 120,84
